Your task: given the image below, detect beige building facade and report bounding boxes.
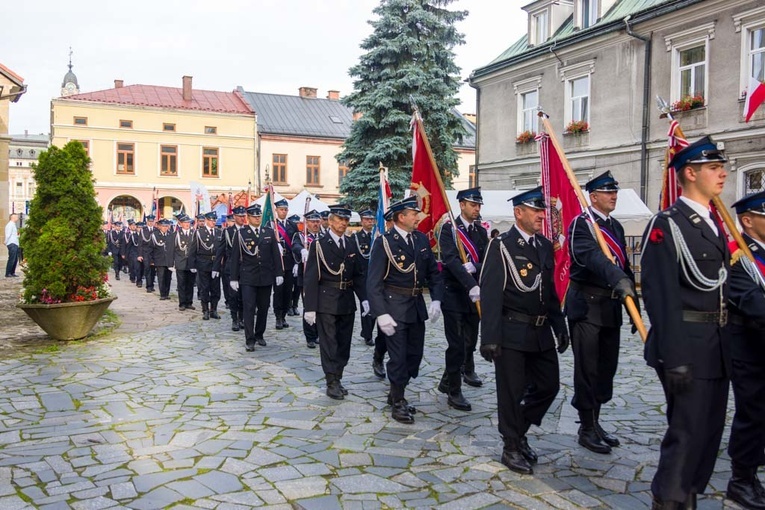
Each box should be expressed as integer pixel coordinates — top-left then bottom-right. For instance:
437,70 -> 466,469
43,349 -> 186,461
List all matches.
8,132 -> 48,219
51,76 -> 256,221
0,63 -> 27,239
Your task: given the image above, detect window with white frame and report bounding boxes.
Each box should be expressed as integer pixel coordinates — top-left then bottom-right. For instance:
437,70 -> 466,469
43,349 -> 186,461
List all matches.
532,10 -> 549,45
514,76 -> 542,135
665,23 -> 714,104
560,60 -> 595,127
734,7 -> 765,94
745,168 -> 765,194
577,0 -> 599,29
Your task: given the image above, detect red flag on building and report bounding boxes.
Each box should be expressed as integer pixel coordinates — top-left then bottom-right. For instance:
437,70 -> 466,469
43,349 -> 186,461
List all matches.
410,115 -> 449,248
745,77 -> 765,122
659,119 -> 689,210
538,132 -> 583,301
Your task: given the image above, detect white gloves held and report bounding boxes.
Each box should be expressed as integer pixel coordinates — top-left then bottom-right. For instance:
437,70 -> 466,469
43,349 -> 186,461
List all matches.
211,271 -> 219,279
428,300 -> 442,324
292,265 -> 299,278
230,281 -> 239,292
190,268 -> 197,273
304,311 -> 316,326
168,267 -> 174,272
377,314 -> 397,336
462,262 -> 476,274
468,285 -> 481,303
301,249 -> 309,263
279,245 -> 285,256
275,276 -> 284,286
361,300 -> 370,317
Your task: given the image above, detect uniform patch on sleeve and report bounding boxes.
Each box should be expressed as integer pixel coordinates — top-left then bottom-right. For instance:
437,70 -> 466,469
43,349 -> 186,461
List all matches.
649,228 -> 664,244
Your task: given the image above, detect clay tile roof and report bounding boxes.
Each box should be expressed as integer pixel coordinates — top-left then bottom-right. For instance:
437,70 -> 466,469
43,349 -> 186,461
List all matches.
65,84 -> 253,115
0,63 -> 25,86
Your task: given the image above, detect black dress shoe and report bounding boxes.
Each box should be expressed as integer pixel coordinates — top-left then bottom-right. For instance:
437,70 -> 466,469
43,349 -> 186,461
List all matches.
447,391 -> 472,411
386,394 -> 416,414
307,341 -> 316,349
727,467 -> 765,510
275,317 -> 284,330
462,371 -> 483,387
364,338 -> 375,346
137,283 -> 142,288
437,378 -> 449,394
256,337 -> 267,347
595,422 -> 620,447
210,310 -> 221,319
578,426 -> 612,454
238,320 -> 245,329
115,274 -> 120,280
391,401 -> 414,424
232,320 -> 240,332
501,449 -> 533,475
186,305 -> 196,311
245,341 -> 255,352
202,311 -> 210,320
338,381 -> 349,396
519,436 -> 538,464
178,306 -> 186,311
372,359 -> 386,378
281,318 -> 290,328
326,380 -> 344,400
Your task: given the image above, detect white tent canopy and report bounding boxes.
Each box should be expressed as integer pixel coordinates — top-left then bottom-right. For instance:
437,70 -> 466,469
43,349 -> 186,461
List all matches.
285,190 -> 361,223
445,188 -> 653,236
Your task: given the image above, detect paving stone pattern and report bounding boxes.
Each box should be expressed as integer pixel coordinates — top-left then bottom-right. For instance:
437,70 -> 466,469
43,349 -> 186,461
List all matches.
0,274 -> 747,509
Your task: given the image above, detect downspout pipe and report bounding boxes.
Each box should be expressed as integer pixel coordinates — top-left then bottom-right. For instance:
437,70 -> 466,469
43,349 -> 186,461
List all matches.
625,15 -> 652,203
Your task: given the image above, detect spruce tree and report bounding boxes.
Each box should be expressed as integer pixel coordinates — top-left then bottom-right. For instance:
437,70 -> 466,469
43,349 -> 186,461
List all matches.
338,0 -> 467,211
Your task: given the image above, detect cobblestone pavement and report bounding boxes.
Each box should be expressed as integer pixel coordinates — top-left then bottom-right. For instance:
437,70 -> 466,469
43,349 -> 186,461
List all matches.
0,271 -> 746,509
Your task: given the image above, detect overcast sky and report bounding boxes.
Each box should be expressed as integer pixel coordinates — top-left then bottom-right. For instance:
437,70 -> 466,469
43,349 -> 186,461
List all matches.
2,1 -> 527,135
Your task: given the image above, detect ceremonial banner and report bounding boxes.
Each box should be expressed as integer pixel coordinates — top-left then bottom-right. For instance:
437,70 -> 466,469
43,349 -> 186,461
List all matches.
190,182 -> 211,215
374,166 -> 392,238
410,115 -> 449,248
658,120 -> 689,210
538,132 -> 583,302
744,77 -> 765,122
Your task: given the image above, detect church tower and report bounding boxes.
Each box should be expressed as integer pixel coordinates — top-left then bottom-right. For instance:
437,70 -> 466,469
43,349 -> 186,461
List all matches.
61,47 -> 79,97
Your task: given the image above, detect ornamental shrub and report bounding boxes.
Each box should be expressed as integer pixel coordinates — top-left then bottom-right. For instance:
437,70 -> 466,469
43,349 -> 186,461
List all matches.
20,141 -> 110,304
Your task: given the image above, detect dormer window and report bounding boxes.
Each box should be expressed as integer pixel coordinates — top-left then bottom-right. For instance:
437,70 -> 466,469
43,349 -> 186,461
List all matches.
531,9 -> 550,45
576,0 -> 600,29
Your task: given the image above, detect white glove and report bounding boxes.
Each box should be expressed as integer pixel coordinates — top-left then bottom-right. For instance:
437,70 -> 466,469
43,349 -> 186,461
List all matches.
108,252 -> 112,256
190,268 -> 197,273
469,285 -> 481,303
304,311 -> 316,326
377,314 -> 397,336
292,265 -> 299,277
361,300 -> 370,317
230,281 -> 239,292
462,262 -> 476,274
428,300 -> 442,324
279,245 -> 285,256
276,276 -> 284,286
137,256 -> 143,262
168,267 -> 174,272
211,271 -> 219,279
301,248 -> 309,262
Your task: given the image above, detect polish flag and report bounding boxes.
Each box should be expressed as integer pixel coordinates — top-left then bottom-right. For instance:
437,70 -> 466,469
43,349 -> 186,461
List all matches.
744,77 -> 765,123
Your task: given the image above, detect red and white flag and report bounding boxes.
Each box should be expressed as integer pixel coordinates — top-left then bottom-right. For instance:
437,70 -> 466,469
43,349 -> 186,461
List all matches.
410,115 -> 449,248
744,77 -> 765,123
659,120 -> 689,210
538,133 -> 584,301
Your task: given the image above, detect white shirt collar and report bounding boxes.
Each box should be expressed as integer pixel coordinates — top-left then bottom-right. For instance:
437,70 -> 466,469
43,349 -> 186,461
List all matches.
393,224 -> 411,240
678,196 -> 711,218
590,207 -> 610,221
513,224 -> 534,243
328,230 -> 343,245
459,215 -> 474,227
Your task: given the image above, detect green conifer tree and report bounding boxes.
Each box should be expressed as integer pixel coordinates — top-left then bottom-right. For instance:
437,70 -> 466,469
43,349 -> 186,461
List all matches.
338,0 -> 467,211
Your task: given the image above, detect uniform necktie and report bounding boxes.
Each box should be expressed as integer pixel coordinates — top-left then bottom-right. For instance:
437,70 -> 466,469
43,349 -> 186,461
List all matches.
338,238 -> 345,251
529,236 -> 535,248
406,233 -> 414,251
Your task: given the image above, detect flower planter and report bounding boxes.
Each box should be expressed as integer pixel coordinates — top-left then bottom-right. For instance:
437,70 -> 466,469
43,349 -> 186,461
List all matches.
516,141 -> 538,157
670,107 -> 707,131
17,296 -> 117,340
563,131 -> 590,150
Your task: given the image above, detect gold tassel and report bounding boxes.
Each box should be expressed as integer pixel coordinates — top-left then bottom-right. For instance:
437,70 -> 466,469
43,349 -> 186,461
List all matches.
731,248 -> 743,266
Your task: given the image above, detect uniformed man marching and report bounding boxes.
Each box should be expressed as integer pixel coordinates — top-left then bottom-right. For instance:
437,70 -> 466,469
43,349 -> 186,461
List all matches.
173,215 -> 196,311
215,206 -> 247,331
641,136 -> 730,509
292,209 -> 323,348
288,213 -> 303,317
229,205 -> 284,351
138,215 -> 157,291
148,218 -> 175,300
303,205 -> 368,399
479,187 -> 569,475
107,221 -> 123,280
191,211 -> 223,320
566,171 -> 637,454
124,219 -> 142,284
724,191 -> 765,509
273,199 -> 297,330
437,187 -> 487,412
351,209 -> 376,346
367,196 -> 444,424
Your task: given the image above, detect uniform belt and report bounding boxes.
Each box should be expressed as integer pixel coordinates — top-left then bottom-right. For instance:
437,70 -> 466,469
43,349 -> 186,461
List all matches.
570,280 -> 618,299
201,255 -> 216,260
682,309 -> 728,326
321,280 -> 354,290
729,312 -> 762,329
385,284 -> 423,296
504,310 -> 547,327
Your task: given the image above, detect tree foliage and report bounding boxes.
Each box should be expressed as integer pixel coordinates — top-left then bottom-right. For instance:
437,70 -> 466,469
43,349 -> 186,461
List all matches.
21,141 -> 109,303
338,0 -> 467,211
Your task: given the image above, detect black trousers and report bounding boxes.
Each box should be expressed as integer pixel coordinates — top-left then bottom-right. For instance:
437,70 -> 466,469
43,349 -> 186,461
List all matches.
728,358 -> 765,467
652,370 -> 728,503
374,326 -> 387,361
495,347 -> 559,444
385,320 -> 426,387
570,320 -> 620,411
227,271 -> 243,319
176,269 -> 195,307
291,282 -> 301,308
111,252 -> 122,274
222,270 -> 231,306
273,269 -> 294,316
316,312 -> 355,376
197,270 -> 221,306
130,255 -> 143,283
242,284 -> 272,342
443,309 -> 479,375
303,316 -> 318,342
156,267 -> 172,298
359,299 -> 375,341
143,261 -> 156,290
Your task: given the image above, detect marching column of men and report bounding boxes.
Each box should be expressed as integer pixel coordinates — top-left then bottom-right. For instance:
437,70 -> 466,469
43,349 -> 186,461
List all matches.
138,215 -> 157,292
191,211 -> 223,320
351,210 -> 376,347
215,206 -> 247,331
292,209 -> 323,349
173,215 -> 196,311
273,199 -> 297,330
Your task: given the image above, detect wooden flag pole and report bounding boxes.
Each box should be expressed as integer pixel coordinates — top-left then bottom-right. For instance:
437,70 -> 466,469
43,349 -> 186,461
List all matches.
538,112 -> 647,341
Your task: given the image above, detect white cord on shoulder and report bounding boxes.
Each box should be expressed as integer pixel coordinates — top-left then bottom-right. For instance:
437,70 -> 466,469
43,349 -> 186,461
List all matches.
667,217 -> 727,292
499,238 -> 541,293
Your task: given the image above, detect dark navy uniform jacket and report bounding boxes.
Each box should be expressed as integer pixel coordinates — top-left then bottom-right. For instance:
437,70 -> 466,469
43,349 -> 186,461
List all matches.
291,230 -> 322,287
641,200 -> 730,378
303,233 -> 366,315
367,228 -> 444,324
230,225 -> 284,287
275,219 -> 298,270
173,229 -> 194,271
190,226 -> 222,272
566,210 -> 634,327
479,227 -> 566,352
148,230 -> 174,267
213,225 -> 239,274
727,233 -> 765,361
439,218 -> 488,313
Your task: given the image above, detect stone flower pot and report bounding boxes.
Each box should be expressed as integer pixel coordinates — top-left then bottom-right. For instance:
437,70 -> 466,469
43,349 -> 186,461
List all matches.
17,296 -> 117,340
